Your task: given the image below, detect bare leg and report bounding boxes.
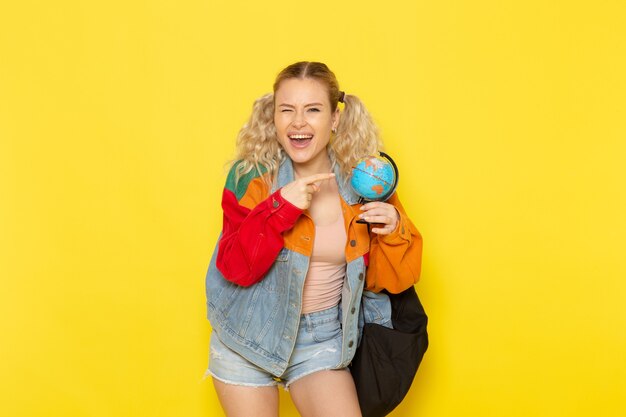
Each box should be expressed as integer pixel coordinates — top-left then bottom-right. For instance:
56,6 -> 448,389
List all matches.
288,369 -> 361,417
212,378 -> 279,417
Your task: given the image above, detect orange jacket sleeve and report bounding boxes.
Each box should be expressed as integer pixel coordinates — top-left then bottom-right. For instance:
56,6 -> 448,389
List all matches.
364,192 -> 423,293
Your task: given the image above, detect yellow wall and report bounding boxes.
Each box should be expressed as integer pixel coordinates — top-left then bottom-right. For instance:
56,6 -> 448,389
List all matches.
1,1 -> 624,416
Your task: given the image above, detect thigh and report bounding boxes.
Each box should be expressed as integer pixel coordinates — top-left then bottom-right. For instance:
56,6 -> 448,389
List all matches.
212,378 -> 279,417
288,369 -> 361,417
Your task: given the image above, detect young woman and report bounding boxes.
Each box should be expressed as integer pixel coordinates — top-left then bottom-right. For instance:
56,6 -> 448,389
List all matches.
205,61 -> 422,417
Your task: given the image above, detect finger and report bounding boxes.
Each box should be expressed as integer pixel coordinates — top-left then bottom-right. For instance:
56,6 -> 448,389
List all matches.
360,210 -> 398,225
361,215 -> 394,225
361,204 -> 400,223
359,207 -> 395,217
371,225 -> 394,235
300,172 -> 335,185
306,184 -> 319,194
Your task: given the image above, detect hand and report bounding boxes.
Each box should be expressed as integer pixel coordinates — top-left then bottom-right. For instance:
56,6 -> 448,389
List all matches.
359,202 -> 400,235
280,173 -> 335,210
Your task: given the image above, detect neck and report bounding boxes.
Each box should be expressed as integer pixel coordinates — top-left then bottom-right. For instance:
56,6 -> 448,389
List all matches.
293,155 -> 332,179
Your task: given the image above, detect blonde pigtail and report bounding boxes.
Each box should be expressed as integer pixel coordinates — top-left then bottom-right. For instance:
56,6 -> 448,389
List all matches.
330,94 -> 382,179
232,93 -> 283,186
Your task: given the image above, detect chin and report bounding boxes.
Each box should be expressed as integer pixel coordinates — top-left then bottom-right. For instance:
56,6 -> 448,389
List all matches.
286,152 -> 312,164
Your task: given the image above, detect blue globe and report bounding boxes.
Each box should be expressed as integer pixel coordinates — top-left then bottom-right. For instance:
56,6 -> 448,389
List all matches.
350,154 -> 398,201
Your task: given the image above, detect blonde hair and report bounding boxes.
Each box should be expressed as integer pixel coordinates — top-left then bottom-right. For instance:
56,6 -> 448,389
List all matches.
231,61 -> 382,186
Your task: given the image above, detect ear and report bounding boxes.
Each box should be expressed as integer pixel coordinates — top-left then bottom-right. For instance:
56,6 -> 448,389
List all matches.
331,107 -> 340,131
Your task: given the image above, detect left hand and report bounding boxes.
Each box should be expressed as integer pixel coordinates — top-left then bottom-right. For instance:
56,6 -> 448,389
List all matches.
359,202 -> 400,235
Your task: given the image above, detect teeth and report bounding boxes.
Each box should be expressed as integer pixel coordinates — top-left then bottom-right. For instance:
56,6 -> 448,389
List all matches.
289,134 -> 313,139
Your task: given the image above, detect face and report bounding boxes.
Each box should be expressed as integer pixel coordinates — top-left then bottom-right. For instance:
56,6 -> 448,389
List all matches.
274,78 -> 339,170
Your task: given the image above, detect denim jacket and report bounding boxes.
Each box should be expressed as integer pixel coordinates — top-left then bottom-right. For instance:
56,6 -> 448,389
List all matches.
206,158 -> 419,377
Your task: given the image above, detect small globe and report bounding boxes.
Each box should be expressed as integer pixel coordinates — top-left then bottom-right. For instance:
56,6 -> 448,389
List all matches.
350,153 -> 398,201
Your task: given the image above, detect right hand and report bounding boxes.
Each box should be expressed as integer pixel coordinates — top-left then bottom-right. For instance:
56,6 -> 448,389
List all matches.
280,173 -> 336,210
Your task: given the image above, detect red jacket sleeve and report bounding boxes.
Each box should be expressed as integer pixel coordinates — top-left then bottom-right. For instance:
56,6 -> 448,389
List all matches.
216,186 -> 303,287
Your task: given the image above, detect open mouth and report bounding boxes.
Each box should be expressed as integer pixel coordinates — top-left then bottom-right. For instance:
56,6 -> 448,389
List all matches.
288,134 -> 313,148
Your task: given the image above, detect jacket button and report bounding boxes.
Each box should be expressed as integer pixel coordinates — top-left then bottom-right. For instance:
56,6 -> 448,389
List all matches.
351,307 -> 356,314
358,273 -> 363,280
350,240 -> 356,247
348,340 -> 354,348
272,200 -> 279,208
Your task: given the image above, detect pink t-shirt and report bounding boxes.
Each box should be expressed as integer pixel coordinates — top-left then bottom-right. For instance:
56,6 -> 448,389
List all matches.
301,214 -> 347,314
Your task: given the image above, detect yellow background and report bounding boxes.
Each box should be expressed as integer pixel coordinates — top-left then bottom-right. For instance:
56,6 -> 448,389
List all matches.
1,0 -> 625,416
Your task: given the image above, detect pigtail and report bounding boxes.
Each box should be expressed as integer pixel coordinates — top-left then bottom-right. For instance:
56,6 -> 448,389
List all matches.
232,93 -> 283,186
330,94 -> 382,178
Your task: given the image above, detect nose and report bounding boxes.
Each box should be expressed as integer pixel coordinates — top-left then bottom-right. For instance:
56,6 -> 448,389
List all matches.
291,110 -> 307,128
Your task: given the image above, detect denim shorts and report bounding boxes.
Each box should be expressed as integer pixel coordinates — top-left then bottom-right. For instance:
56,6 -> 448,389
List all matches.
206,305 -> 344,389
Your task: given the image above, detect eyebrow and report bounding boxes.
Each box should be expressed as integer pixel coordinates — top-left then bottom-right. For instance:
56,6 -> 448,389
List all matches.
277,102 -> 325,108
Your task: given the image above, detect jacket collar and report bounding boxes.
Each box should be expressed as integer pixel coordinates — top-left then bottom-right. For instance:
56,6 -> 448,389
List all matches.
272,156 -> 361,205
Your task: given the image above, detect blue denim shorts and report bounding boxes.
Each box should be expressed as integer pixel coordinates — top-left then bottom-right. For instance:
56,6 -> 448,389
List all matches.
206,305 -> 344,389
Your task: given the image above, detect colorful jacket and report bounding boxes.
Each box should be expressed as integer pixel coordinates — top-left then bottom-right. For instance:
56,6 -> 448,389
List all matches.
205,157 -> 422,376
